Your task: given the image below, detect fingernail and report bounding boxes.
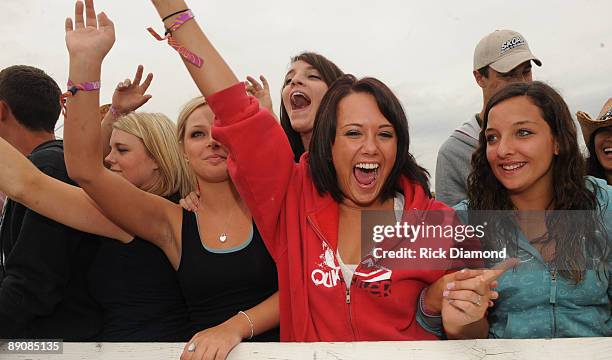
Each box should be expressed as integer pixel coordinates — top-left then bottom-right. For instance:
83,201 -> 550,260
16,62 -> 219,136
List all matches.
448,299 -> 454,304
461,269 -> 466,273
442,290 -> 449,297
447,282 -> 455,290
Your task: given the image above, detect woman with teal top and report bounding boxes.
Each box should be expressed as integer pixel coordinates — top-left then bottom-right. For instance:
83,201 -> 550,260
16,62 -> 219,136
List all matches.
452,81 -> 611,338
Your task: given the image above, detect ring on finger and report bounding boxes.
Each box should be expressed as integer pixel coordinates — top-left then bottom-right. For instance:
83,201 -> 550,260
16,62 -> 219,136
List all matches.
474,295 -> 482,307
187,342 -> 196,352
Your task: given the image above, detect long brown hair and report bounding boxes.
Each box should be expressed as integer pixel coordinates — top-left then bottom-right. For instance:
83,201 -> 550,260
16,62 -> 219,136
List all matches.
467,81 -> 607,282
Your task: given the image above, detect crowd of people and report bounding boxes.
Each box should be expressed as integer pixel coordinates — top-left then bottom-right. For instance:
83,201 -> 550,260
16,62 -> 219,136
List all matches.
0,0 -> 609,359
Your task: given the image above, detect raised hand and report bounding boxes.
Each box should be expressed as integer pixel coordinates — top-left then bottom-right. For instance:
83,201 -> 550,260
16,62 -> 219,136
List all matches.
65,0 -> 115,61
246,75 -> 274,113
112,65 -> 154,115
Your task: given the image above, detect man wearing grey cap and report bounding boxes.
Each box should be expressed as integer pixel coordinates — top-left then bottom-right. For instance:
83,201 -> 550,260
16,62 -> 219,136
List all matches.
435,29 -> 542,206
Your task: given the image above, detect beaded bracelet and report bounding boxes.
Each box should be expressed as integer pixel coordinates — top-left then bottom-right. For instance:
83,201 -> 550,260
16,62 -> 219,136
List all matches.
147,10 -> 204,68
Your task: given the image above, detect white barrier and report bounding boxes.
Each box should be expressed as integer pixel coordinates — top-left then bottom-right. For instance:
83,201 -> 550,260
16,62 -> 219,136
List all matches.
2,337 -> 611,360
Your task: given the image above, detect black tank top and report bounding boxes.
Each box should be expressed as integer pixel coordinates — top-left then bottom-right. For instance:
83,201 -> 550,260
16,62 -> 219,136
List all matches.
178,209 -> 279,341
88,192 -> 193,342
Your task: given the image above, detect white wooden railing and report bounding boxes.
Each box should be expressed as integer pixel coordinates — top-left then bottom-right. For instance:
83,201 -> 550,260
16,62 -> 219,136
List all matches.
2,337 -> 611,360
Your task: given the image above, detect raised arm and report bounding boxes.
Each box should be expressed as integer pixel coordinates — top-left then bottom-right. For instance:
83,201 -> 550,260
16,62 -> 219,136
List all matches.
0,136 -> 132,242
149,0 -> 238,96
63,0 -> 182,266
148,0 -> 295,258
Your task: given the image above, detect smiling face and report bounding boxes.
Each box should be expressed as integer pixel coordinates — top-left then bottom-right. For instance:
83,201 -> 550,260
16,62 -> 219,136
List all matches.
281,60 -> 329,136
331,92 -> 397,207
485,96 -> 558,198
182,105 -> 230,183
105,129 -> 159,189
593,127 -> 612,175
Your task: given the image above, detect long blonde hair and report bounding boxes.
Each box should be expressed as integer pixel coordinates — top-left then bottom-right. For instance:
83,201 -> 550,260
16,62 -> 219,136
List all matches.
113,112 -> 196,197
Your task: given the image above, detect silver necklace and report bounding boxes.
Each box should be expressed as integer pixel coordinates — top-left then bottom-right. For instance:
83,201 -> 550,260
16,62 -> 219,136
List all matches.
217,202 -> 240,243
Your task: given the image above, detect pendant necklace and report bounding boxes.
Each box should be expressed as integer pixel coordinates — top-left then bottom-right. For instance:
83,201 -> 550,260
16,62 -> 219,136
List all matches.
217,201 -> 240,243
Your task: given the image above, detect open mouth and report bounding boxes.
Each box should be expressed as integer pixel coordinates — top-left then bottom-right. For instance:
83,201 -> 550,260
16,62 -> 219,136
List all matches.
290,91 -> 312,111
603,147 -> 612,155
500,162 -> 526,172
353,162 -> 379,188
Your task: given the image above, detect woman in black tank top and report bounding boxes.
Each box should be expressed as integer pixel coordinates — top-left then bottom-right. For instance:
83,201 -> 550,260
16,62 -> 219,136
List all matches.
171,98 -> 280,348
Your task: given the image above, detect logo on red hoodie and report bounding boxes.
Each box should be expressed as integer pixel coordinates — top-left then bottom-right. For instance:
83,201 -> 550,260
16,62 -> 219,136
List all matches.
311,241 -> 341,288
311,242 -> 393,297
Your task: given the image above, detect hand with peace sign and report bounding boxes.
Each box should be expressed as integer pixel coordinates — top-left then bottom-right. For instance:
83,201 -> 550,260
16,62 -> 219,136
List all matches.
100,65 -> 154,158
111,65 -> 154,116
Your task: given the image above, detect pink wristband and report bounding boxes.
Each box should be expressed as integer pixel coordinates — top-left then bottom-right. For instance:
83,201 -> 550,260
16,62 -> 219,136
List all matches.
60,80 -> 102,117
67,80 -> 101,92
147,10 -> 204,68
108,105 -> 122,118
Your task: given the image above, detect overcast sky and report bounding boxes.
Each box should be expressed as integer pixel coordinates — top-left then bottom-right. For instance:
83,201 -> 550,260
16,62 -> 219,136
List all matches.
2,0 -> 611,189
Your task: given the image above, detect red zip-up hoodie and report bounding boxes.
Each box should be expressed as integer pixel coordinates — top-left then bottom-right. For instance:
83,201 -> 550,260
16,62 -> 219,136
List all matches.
210,83 -> 453,341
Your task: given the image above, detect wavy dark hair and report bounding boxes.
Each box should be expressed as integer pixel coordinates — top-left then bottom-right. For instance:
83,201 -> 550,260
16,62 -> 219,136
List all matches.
309,75 -> 431,203
280,52 -> 344,162
585,127 -> 609,182
467,81 -> 607,283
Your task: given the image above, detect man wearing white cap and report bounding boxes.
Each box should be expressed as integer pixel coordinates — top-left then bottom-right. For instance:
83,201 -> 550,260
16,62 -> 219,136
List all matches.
435,29 -> 542,206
